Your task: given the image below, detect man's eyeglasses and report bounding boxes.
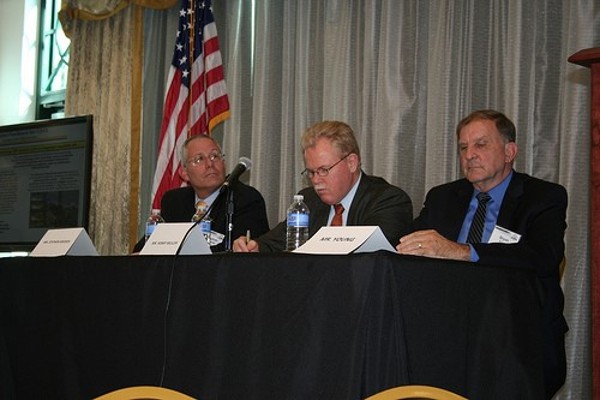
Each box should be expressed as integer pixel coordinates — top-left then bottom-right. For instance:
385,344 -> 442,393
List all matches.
186,152 -> 225,167
301,153 -> 350,179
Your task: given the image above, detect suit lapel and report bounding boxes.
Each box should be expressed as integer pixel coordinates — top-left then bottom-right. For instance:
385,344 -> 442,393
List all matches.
450,180 -> 473,239
346,174 -> 370,225
496,172 -> 524,228
184,187 -> 197,221
311,201 -> 330,230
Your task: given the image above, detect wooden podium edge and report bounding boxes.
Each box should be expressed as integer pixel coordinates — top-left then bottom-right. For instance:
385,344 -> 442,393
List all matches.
568,47 -> 600,400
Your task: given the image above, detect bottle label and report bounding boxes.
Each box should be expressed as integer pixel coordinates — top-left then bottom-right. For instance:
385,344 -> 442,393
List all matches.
146,224 -> 156,236
287,213 -> 309,227
200,220 -> 211,234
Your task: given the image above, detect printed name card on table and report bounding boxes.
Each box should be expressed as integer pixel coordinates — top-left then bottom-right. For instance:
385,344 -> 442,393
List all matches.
30,228 -> 99,257
293,226 -> 395,255
140,222 -> 212,255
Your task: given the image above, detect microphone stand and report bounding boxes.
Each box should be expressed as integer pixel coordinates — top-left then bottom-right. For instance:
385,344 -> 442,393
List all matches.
223,185 -> 234,252
174,198 -> 218,255
175,180 -> 237,255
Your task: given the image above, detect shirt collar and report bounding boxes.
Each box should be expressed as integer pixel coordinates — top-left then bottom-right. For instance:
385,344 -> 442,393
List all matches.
473,170 -> 513,204
195,188 -> 221,211
336,171 -> 362,212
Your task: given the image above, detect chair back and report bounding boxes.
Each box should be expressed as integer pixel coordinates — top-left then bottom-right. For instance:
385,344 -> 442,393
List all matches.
364,384 -> 467,400
559,256 -> 566,280
94,385 -> 196,400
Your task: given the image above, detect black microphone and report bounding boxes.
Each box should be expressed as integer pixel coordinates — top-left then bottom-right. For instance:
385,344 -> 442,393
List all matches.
222,157 -> 252,188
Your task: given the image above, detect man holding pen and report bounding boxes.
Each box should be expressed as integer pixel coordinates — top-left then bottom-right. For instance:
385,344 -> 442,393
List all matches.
233,120 -> 413,252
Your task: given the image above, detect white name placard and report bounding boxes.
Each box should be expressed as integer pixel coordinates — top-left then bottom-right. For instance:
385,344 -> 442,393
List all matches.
30,228 -> 98,257
139,222 -> 212,255
293,226 -> 395,255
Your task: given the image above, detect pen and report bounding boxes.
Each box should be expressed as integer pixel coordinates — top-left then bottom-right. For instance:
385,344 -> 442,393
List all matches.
246,229 -> 251,243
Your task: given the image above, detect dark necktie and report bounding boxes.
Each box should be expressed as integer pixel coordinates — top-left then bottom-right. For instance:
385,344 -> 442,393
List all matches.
467,192 -> 491,244
331,204 -> 344,226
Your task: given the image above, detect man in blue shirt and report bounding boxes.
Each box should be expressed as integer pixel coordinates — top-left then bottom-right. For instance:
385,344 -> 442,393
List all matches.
397,109 -> 568,399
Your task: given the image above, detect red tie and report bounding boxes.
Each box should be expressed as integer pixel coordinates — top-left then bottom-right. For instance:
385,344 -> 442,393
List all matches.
331,204 -> 344,226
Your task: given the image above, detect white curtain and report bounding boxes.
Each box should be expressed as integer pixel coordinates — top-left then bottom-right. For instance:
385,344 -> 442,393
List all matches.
206,0 -> 597,398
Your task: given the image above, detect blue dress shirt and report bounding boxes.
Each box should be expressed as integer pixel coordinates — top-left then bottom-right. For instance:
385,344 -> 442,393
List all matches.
458,171 -> 513,261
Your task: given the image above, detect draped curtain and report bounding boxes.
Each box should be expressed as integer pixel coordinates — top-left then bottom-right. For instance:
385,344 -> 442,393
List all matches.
63,0 -> 598,398
64,5 -> 135,255
62,0 -> 175,254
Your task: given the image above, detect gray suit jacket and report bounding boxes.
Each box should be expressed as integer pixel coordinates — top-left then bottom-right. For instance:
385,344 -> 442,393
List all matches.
257,173 -> 413,252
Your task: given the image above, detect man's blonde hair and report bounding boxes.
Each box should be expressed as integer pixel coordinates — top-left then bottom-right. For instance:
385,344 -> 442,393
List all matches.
301,121 -> 361,159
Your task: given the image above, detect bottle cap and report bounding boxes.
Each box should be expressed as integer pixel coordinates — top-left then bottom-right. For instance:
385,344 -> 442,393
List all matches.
293,194 -> 304,202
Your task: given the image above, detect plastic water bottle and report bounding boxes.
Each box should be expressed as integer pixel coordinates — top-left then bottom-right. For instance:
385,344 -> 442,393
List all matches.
145,209 -> 164,241
286,194 -> 310,251
199,216 -> 212,244
192,203 -> 212,244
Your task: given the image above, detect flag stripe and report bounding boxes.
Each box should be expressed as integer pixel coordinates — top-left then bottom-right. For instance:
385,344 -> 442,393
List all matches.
150,0 -> 230,210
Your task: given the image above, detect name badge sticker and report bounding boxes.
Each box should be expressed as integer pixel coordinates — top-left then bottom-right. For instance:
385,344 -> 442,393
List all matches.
489,225 -> 521,244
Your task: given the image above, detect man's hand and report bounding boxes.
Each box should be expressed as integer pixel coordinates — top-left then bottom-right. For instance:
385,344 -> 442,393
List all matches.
233,236 -> 260,252
396,229 -> 471,261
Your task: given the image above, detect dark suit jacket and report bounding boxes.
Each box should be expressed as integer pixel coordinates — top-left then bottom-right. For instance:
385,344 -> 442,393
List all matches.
413,171 -> 568,398
256,173 -> 413,252
134,182 -> 269,253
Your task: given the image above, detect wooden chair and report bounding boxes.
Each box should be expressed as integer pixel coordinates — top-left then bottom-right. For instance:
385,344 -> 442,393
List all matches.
364,384 -> 467,400
94,385 -> 196,400
559,256 -> 566,280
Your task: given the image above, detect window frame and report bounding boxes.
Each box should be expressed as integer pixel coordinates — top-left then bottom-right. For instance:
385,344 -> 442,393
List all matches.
37,0 -> 69,119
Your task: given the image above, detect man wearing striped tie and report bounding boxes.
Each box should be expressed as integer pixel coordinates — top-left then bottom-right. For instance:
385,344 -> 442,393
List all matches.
396,109 -> 568,399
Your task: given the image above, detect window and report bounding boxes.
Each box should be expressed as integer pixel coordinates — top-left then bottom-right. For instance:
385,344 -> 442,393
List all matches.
37,0 -> 69,119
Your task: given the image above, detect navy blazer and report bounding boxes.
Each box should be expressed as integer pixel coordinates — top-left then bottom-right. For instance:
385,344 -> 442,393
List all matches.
413,171 -> 568,398
256,173 -> 413,252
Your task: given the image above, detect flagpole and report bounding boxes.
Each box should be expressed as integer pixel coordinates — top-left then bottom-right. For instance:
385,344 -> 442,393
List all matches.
188,0 -> 195,139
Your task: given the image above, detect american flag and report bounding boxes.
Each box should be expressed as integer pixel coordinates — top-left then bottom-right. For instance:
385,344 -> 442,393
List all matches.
150,0 -> 230,209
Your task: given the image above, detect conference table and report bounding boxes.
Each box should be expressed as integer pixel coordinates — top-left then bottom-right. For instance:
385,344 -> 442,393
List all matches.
0,251 -> 544,399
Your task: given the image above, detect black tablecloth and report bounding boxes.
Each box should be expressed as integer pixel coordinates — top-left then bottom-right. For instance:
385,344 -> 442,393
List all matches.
0,252 -> 544,399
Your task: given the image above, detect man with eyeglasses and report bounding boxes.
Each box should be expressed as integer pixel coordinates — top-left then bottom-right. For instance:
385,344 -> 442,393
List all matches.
134,134 -> 269,252
233,120 -> 413,252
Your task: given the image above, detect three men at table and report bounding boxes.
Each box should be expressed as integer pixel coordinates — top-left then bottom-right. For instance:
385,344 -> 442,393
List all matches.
397,109 -> 567,398
233,120 -> 413,252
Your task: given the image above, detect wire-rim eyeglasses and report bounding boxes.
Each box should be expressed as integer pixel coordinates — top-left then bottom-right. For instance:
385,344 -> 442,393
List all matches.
186,152 -> 225,168
301,153 -> 350,179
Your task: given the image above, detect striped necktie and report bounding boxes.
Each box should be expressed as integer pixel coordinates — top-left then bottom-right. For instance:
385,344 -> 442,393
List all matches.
466,192 -> 491,244
192,201 -> 208,222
